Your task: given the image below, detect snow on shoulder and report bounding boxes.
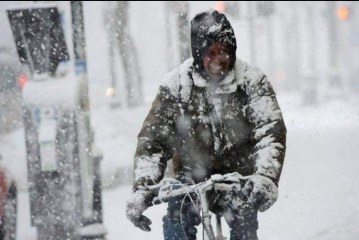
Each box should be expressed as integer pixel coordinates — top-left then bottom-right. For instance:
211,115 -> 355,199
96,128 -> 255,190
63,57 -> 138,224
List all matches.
160,58 -> 193,100
234,59 -> 265,87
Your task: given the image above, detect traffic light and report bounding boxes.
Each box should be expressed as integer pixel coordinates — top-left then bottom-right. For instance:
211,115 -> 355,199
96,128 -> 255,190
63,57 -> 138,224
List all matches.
214,1 -> 225,13
336,5 -> 350,21
214,1 -> 240,18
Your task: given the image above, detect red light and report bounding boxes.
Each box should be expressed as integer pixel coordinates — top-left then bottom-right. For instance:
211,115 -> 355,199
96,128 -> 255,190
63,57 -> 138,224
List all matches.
337,5 -> 350,21
214,1 -> 226,13
18,73 -> 27,88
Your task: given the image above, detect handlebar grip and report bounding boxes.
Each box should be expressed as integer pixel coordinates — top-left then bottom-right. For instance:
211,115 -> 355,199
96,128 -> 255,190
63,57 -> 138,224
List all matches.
214,182 -> 248,201
149,176 -> 252,207
214,183 -> 240,191
150,185 -> 193,206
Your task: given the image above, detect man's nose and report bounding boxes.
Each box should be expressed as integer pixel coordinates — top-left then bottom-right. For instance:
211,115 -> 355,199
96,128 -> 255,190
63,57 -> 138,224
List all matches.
213,54 -> 226,65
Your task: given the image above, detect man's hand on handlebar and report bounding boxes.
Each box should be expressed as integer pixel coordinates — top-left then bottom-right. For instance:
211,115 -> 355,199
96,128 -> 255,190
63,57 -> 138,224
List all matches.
210,172 -> 278,212
126,172 -> 279,231
210,172 -> 250,213
242,174 -> 278,212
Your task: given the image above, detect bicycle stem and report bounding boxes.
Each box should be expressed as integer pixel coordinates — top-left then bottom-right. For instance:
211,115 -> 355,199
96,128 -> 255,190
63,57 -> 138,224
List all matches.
199,188 -> 216,240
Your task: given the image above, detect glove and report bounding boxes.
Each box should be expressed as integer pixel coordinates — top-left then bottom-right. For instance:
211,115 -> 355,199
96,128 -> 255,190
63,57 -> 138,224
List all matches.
126,188 -> 153,231
242,174 -> 278,212
210,173 -> 248,215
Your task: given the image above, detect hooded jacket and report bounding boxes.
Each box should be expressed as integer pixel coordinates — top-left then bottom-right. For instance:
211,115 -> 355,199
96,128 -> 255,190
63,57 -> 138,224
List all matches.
133,10 -> 286,188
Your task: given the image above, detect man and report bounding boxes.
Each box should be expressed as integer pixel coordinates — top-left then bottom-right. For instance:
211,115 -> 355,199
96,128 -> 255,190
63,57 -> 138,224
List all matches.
126,10 -> 286,240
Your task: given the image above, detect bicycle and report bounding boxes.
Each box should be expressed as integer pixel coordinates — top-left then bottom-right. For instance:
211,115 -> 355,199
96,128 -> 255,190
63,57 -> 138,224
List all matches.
147,173 -> 252,240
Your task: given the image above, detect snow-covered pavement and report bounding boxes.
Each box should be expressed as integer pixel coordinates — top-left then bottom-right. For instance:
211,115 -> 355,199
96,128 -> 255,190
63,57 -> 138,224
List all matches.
1,2 -> 358,239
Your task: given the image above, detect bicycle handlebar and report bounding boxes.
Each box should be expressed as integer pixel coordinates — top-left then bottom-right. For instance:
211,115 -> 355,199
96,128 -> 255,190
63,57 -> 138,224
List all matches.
146,173 -> 252,240
147,174 -> 252,206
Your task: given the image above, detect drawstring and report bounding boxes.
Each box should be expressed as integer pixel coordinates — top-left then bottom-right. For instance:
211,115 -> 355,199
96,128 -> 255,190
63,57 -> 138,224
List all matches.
201,89 -> 224,158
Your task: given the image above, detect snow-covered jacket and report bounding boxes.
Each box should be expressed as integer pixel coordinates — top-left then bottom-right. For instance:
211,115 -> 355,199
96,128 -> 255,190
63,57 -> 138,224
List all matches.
133,58 -> 286,188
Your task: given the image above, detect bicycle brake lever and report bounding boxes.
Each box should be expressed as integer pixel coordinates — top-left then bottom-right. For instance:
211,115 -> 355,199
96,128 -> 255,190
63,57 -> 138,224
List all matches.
146,178 -> 181,193
151,197 -> 163,205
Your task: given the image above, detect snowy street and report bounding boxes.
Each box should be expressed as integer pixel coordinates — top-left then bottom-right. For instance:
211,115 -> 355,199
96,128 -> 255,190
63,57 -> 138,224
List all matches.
0,1 -> 358,239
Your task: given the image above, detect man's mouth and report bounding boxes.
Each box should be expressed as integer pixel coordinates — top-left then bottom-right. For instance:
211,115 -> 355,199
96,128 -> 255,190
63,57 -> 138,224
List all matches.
210,63 -> 222,71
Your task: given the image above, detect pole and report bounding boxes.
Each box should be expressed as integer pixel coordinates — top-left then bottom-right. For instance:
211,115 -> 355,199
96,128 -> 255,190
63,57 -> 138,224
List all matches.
71,1 -> 91,112
327,2 -> 338,70
71,2 -> 105,235
266,14 -> 274,77
326,1 -> 344,100
176,1 -> 190,63
114,1 -> 143,107
104,2 -> 121,108
248,1 -> 256,65
306,2 -> 318,104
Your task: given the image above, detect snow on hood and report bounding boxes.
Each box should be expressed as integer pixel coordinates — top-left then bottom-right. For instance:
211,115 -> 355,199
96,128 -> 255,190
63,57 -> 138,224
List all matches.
190,9 -> 237,75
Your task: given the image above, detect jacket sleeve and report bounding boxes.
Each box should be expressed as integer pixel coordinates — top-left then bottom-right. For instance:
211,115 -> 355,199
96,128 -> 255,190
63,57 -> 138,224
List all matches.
133,85 -> 180,189
245,69 -> 287,185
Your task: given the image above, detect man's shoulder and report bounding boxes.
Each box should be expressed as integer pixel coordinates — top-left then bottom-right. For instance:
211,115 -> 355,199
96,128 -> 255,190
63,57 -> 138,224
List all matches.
235,59 -> 266,86
160,58 -> 194,98
235,59 -> 277,98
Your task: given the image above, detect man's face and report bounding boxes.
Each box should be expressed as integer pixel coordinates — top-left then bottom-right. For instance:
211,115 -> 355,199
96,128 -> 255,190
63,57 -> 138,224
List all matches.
202,42 -> 231,82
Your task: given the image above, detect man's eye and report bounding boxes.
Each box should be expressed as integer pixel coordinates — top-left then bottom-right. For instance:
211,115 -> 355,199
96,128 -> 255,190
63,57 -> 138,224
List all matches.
206,52 -> 215,58
221,53 -> 229,59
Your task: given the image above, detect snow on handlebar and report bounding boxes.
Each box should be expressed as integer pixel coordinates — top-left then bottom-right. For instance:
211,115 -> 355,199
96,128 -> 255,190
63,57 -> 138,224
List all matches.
147,174 -> 252,206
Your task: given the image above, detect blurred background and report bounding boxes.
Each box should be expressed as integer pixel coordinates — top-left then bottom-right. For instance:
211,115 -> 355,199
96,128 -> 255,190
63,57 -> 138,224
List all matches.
0,1 -> 358,239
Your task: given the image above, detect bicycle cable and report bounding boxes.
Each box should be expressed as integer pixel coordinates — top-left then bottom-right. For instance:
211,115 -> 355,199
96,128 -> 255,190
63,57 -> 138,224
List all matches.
179,182 -> 202,240
179,181 -> 216,240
